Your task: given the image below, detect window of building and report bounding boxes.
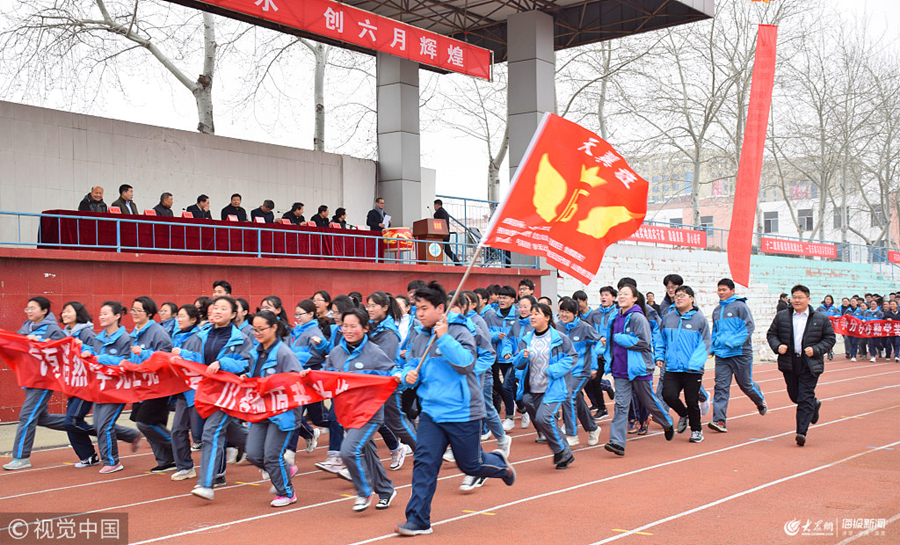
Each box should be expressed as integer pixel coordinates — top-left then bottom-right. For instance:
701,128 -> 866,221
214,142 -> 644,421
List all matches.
798,209 -> 813,231
670,217 -> 683,226
872,205 -> 886,228
833,206 -> 845,229
700,215 -> 714,230
764,211 -> 778,233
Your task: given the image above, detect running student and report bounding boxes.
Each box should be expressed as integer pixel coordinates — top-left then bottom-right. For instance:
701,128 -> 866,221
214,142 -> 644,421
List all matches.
286,299 -> 326,463
397,282 -> 515,536
243,311 -> 302,508
4,297 -> 69,471
602,284 -> 675,457
708,279 -> 766,434
514,302 -> 578,468
80,301 -> 144,473
484,285 -> 519,430
505,294 -> 535,429
587,286 -> 617,419
170,305 -> 202,481
556,298 -> 602,447
656,286 -> 711,444
174,296 -> 252,500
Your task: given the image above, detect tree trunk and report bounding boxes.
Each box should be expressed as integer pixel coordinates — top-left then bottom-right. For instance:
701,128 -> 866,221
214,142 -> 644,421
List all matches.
313,43 -> 328,151
488,126 -> 509,203
691,152 -> 702,226
194,12 -> 216,134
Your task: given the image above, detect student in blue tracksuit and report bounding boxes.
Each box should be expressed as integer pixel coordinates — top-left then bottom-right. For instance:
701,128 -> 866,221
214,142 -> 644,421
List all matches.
320,308 -> 398,512
708,279 -> 766,434
816,295 -> 840,361
4,297 -> 69,471
174,296 -> 252,501
573,290 -> 593,322
556,298 -> 602,447
587,287 -> 618,417
886,300 -> 900,361
235,298 -> 253,342
285,299 -> 327,462
656,286 -> 711,444
881,300 -> 894,360
513,303 -> 578,469
483,285 -> 519,429
397,282 -> 515,536
844,298 -> 861,361
127,297 -> 176,472
243,311 -> 303,508
170,305 -> 202,481
864,300 -> 884,362
158,302 -> 179,338
602,284 -> 675,457
80,301 -> 143,473
368,290 -> 417,469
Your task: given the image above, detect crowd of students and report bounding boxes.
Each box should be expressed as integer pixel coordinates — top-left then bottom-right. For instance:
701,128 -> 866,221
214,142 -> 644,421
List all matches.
802,292 -> 900,363
4,273 -> 863,535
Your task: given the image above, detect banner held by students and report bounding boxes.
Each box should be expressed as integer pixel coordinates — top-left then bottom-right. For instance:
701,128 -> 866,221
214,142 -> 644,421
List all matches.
481,113 -> 649,285
830,315 -> 900,338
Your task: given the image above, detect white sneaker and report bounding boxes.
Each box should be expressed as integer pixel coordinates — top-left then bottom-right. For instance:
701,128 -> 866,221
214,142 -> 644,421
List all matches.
390,444 -> 408,471
3,458 -> 31,471
689,430 -> 704,443
521,412 -> 530,428
338,468 -> 352,482
74,454 -> 99,468
305,428 -> 321,453
283,449 -> 296,466
442,447 -> 455,463
566,435 -> 580,447
459,475 -> 487,491
315,455 -> 343,474
191,486 -> 214,500
171,468 -> 196,481
480,431 -> 492,441
871,357 -> 877,362
700,397 -> 710,416
353,495 -> 372,512
403,444 -> 413,455
226,447 -> 238,464
499,435 -> 512,457
851,357 -> 857,362
588,428 -> 601,446
502,418 -> 514,431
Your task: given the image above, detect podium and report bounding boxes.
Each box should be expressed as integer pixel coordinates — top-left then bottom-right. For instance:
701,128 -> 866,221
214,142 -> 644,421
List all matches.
413,218 -> 448,264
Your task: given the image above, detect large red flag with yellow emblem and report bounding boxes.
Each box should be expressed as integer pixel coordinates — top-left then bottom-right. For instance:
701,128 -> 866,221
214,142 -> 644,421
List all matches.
482,113 -> 648,284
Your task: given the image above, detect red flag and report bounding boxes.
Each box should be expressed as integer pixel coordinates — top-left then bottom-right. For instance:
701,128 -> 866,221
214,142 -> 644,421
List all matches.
728,25 -> 778,287
482,113 -> 648,284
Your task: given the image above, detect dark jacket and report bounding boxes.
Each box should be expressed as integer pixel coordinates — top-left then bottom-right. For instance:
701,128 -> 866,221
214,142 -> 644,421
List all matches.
110,197 -> 138,214
776,299 -> 790,312
433,207 -> 452,242
312,214 -> 330,228
366,207 -> 386,232
78,194 -> 108,213
281,211 -> 305,225
766,307 -> 836,376
186,204 -> 212,220
250,207 -> 274,223
221,205 -> 248,222
153,204 -> 174,217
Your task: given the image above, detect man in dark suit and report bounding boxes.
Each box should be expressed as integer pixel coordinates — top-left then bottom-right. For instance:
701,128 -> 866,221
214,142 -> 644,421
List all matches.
186,194 -> 213,220
153,192 -> 175,217
281,202 -> 305,225
312,204 -> 330,228
366,197 -> 389,233
776,293 -> 790,312
220,193 -> 248,222
250,200 -> 275,223
766,284 -> 836,447
432,199 -> 460,264
110,184 -> 138,214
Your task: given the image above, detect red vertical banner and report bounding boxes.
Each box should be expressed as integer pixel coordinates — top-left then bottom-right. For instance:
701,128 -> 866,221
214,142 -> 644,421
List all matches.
728,25 -> 778,287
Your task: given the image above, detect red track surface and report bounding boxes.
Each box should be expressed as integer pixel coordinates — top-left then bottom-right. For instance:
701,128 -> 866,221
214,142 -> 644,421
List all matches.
2,360 -> 899,544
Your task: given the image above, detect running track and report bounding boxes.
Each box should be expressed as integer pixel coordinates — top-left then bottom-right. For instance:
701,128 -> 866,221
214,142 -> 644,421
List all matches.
2,360 -> 898,544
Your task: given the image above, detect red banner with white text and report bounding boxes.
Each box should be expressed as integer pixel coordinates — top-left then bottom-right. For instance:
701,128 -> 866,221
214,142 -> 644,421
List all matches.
175,0 -> 492,80
0,332 -> 397,429
760,237 -> 836,258
627,224 -> 707,248
830,315 -> 900,338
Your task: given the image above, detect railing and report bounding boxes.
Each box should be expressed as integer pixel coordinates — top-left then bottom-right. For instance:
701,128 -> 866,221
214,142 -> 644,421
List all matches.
435,194 -> 900,277
0,211 -> 541,269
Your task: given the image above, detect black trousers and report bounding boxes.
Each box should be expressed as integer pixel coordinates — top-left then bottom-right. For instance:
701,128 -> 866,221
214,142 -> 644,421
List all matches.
782,355 -> 820,435
662,371 -> 703,432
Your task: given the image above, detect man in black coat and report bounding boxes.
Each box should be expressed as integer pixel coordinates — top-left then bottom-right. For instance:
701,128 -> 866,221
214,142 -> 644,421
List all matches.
366,197 -> 390,233
220,193 -> 248,222
78,186 -> 108,213
186,194 -> 213,220
766,284 -> 836,447
432,199 -> 460,264
776,293 -> 790,312
153,192 -> 175,217
250,200 -> 275,223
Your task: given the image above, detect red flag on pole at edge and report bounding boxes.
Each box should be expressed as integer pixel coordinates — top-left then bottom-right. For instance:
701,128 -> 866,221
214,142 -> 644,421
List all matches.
481,113 -> 649,285
728,25 -> 778,287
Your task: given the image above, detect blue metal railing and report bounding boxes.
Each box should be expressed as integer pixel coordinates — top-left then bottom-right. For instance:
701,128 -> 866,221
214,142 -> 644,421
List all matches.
0,211 -> 540,269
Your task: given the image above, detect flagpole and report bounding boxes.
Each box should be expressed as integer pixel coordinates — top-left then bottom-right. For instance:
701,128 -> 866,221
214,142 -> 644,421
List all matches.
413,239 -> 487,372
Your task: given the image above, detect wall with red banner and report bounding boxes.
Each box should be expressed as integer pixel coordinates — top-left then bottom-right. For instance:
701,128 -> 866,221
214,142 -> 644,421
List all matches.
0,248 -> 546,422
627,225 -> 707,248
760,237 -> 837,258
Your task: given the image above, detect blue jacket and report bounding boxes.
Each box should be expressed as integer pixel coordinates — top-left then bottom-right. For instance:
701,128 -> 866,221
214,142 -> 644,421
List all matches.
400,312 -> 483,423
711,296 -> 754,358
817,304 -> 841,318
556,318 -> 601,377
655,308 -> 711,373
501,314 -> 534,361
863,309 -> 884,321
484,306 -> 518,361
64,322 -> 96,345
18,314 -> 65,341
290,320 -> 325,368
129,320 -> 174,363
466,310 -> 491,342
84,326 -> 133,367
512,327 -> 576,404
172,326 -> 200,349
179,324 -> 252,375
248,340 -> 303,431
159,317 -> 178,338
369,316 -> 401,361
602,309 -> 655,381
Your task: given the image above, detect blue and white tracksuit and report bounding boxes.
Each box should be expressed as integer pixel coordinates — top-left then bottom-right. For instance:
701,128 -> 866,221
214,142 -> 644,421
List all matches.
288,321 -> 330,447
171,326 -> 201,471
130,321 -> 175,468
371,316 -> 418,451
556,318 -> 600,436
484,307 -> 519,419
711,296 -> 765,424
656,308 -> 711,433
